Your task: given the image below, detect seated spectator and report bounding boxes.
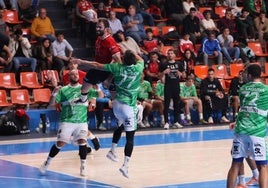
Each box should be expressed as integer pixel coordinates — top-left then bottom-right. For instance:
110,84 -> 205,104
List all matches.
9,28 -> 37,73
164,0 -> 185,26
144,51 -> 161,83
94,80 -> 113,131
52,32 -> 74,76
62,60 -> 86,85
31,8 -> 56,42
218,8 -> 237,38
76,0 -> 98,47
140,27 -> 163,56
180,76 -> 208,125
0,33 -> 12,72
235,8 -> 255,42
182,0 -> 203,20
182,7 -> 203,45
201,10 -> 220,37
199,31 -> 223,66
224,0 -> 241,17
0,10 -> 9,36
108,10 -> 124,34
245,0 -> 266,18
122,4 -> 146,45
254,11 -> 268,52
200,68 -> 230,123
0,0 -> 18,10
217,27 -> 241,64
113,30 -> 147,61
181,49 -> 195,81
18,0 -> 39,26
153,78 -> 165,126
120,0 -> 154,26
32,38 -> 53,71
229,70 -> 246,121
178,32 -> 196,58
137,73 -> 153,128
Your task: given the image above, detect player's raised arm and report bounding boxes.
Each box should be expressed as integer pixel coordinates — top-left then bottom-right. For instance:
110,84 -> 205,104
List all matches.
71,58 -> 105,70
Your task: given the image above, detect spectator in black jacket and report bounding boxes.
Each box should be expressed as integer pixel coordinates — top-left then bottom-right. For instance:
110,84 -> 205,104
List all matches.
182,7 -> 203,45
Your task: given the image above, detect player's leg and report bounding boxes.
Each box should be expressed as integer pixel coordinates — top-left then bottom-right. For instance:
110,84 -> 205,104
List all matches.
245,158 -> 259,186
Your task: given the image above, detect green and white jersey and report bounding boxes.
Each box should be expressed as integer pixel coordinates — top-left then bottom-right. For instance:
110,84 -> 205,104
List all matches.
138,80 -> 152,100
180,82 -> 197,97
155,82 -> 164,98
56,84 -> 88,123
235,82 -> 268,137
104,60 -> 144,106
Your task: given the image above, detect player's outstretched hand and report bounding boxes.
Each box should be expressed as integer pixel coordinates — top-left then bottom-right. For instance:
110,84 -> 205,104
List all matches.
70,58 -> 81,65
229,122 -> 236,130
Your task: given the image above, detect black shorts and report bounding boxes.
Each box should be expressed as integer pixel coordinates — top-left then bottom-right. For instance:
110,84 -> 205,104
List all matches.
84,69 -> 111,85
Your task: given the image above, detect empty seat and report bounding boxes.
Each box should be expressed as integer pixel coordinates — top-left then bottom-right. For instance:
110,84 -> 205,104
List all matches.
32,88 -> 51,106
0,90 -> 12,107
0,73 -> 20,89
10,89 -> 32,106
212,64 -> 232,79
194,65 -> 209,79
248,42 -> 268,58
20,72 -> 43,89
229,63 -> 244,77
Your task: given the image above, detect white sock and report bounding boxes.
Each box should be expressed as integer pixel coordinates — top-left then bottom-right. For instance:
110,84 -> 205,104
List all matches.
111,143 -> 117,153
123,156 -> 130,167
186,114 -> 191,120
252,169 -> 259,179
46,156 -> 53,165
161,115 -> 164,122
88,133 -> 95,140
238,175 -> 245,185
199,113 -> 203,120
81,159 -> 86,167
180,113 -> 185,120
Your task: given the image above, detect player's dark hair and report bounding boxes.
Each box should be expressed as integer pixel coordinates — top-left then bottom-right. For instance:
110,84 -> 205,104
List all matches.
123,50 -> 136,66
247,64 -> 261,78
98,17 -> 110,28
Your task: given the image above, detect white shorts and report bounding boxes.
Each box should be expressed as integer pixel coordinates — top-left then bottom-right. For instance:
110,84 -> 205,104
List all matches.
231,134 -> 268,161
57,122 -> 88,144
113,99 -> 137,132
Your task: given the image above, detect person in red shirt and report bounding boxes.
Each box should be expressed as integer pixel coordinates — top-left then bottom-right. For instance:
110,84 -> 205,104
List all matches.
77,18 -> 121,103
62,61 -> 86,85
144,51 -> 161,83
141,28 -> 163,56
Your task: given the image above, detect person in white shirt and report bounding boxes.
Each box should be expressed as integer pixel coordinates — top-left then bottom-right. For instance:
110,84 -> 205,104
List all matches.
217,27 -> 241,63
52,32 -> 73,76
108,10 -> 124,34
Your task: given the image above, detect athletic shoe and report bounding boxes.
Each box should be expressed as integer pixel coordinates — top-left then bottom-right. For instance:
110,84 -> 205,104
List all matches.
208,117 -> 214,124
106,150 -> 118,162
246,177 -> 258,186
236,183 -> 247,188
163,123 -> 169,129
138,122 -> 146,128
221,116 -> 230,123
87,146 -> 92,154
143,120 -> 150,128
39,161 -> 48,175
180,119 -> 189,126
199,119 -> 208,124
98,124 -> 107,131
173,122 -> 183,128
119,165 -> 129,178
80,166 -> 86,177
91,137 -> 100,151
187,119 -> 193,125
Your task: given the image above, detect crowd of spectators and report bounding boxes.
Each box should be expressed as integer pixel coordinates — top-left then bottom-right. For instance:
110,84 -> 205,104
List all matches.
0,0 -> 268,130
